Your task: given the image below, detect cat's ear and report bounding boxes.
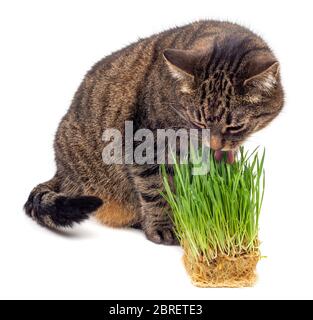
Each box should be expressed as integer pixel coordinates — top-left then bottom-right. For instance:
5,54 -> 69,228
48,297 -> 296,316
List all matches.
244,57 -> 280,94
163,48 -> 203,79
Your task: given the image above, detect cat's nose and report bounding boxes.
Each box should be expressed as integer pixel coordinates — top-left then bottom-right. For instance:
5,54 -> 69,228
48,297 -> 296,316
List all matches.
210,135 -> 223,150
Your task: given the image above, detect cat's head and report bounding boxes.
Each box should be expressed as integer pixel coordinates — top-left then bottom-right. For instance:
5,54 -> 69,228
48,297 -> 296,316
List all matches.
163,36 -> 284,155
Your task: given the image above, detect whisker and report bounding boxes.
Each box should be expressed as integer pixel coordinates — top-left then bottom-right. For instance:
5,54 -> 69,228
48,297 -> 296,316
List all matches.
168,104 -> 207,130
191,120 -> 207,129
167,104 -> 190,124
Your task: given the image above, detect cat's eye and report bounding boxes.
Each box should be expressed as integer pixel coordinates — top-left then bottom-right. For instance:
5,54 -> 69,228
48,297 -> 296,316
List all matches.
226,124 -> 245,133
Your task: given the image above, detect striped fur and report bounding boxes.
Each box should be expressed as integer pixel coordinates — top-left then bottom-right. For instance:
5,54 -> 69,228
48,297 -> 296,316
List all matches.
25,20 -> 283,244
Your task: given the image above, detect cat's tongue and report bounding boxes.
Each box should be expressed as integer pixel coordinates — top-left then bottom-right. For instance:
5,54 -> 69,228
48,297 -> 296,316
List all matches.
214,150 -> 235,164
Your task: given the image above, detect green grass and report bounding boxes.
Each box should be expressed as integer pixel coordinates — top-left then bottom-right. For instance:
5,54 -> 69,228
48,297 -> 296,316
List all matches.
161,147 -> 265,262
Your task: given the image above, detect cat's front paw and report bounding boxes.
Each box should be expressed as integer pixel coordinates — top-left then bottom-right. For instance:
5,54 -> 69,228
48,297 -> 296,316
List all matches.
144,222 -> 179,245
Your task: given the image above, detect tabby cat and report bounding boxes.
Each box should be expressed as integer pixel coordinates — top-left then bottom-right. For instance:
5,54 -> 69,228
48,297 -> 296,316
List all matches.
25,20 -> 284,245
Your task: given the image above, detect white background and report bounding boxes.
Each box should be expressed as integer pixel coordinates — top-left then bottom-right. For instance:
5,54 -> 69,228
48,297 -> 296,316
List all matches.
1,0 -> 312,300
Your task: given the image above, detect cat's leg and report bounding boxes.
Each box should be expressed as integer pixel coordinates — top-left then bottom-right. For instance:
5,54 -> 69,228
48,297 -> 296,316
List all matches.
24,174 -> 103,229
130,164 -> 178,245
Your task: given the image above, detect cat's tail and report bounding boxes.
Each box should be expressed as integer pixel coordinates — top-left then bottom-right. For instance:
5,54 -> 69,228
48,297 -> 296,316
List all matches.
24,176 -> 103,229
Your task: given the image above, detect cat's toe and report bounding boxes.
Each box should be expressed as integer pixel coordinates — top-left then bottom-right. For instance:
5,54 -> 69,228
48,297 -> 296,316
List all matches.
145,226 -> 178,245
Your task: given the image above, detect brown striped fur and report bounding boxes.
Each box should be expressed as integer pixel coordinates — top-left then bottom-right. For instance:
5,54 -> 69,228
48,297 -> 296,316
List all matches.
25,20 -> 284,245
